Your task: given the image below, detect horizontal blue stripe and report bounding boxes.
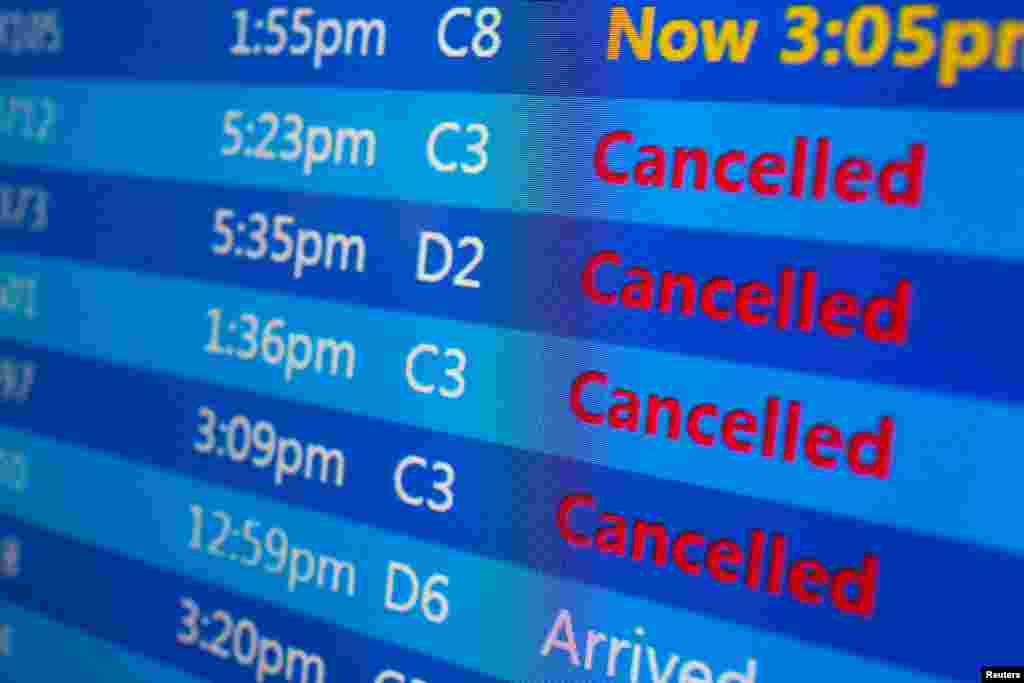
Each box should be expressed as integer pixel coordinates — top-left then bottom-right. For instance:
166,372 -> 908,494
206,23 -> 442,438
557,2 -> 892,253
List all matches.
0,254 -> 1021,555
0,519 -> 500,683
0,602 -> 207,683
0,79 -> 1022,260
0,435 -> 997,680
0,338 -> 1019,681
1,165 -> 1021,402
1,0 -> 1022,110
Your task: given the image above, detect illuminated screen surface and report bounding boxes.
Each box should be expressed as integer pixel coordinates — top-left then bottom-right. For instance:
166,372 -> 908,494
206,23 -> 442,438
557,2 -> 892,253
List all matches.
0,2 -> 1021,682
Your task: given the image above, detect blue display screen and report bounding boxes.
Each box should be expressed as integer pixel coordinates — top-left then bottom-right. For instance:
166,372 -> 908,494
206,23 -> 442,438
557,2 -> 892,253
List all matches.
1,2 -> 1022,682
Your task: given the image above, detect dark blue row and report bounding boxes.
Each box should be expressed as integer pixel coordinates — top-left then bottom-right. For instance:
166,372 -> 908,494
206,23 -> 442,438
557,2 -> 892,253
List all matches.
1,0 -> 1022,109
0,513 -> 502,683
2,164 -> 1022,403
1,338 -> 1021,679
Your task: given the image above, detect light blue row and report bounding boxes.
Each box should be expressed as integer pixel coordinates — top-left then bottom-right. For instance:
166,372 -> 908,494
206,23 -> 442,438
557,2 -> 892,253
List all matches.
0,253 -> 1020,555
0,78 -> 1022,260
0,602 -> 206,683
0,427 -> 955,683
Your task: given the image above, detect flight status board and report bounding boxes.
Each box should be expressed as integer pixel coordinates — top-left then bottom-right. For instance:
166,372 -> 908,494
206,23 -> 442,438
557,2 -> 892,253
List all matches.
0,1 -> 1022,682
